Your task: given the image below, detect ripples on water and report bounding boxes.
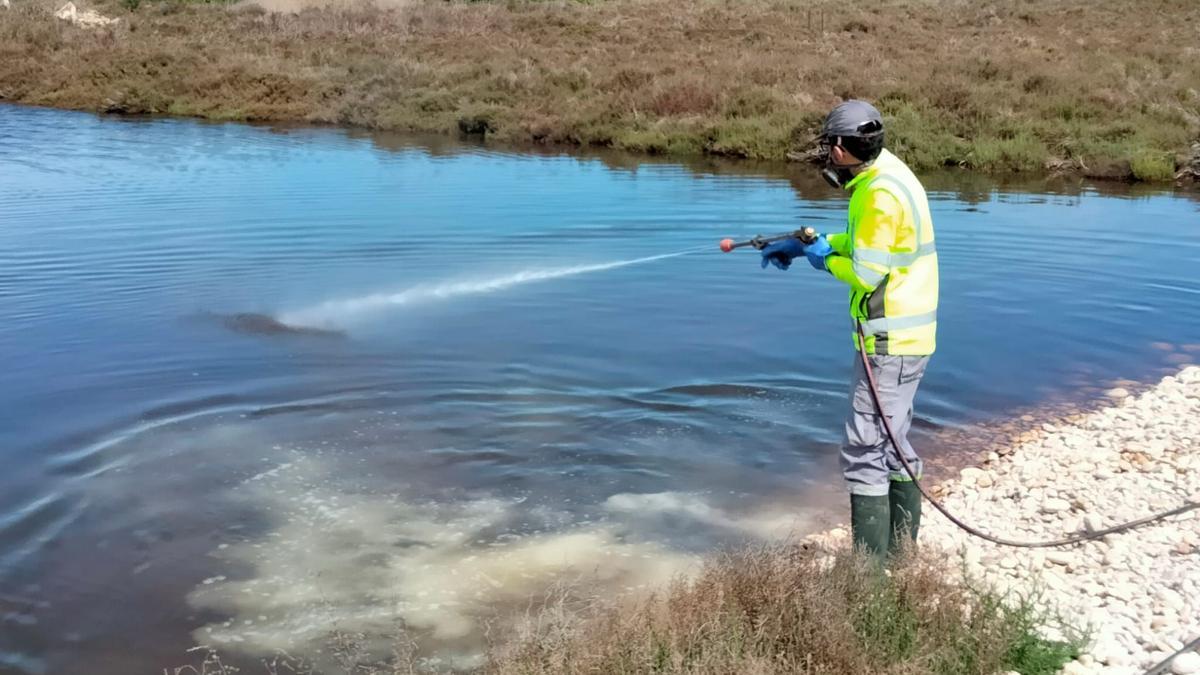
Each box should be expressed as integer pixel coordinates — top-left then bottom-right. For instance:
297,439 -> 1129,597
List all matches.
2,105 -> 1199,673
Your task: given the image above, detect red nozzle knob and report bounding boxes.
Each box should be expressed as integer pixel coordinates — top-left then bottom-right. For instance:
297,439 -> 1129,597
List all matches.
719,238 -> 735,253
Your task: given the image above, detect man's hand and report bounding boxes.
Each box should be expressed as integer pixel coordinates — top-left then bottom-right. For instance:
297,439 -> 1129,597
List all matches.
760,238 -> 806,270
804,235 -> 834,271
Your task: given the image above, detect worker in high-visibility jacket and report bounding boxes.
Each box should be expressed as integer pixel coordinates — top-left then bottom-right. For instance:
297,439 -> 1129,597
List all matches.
759,100 -> 939,560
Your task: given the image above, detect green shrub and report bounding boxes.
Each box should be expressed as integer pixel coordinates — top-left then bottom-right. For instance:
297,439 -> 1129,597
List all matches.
968,134 -> 1050,172
1131,151 -> 1176,181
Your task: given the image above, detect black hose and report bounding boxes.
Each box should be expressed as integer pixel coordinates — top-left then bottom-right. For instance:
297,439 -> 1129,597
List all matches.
1141,634 -> 1200,675
856,322 -> 1200,548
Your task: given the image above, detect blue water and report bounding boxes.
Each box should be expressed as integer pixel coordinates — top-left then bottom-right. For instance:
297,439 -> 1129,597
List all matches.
1,105 -> 1198,673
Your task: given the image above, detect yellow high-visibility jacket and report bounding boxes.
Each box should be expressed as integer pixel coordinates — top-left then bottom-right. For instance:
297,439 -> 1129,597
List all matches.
825,149 -> 939,356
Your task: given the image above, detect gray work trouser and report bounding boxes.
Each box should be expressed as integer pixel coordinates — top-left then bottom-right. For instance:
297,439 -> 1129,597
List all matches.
842,353 -> 930,496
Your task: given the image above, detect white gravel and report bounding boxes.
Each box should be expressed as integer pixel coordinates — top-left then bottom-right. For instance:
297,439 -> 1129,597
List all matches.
923,365 -> 1200,674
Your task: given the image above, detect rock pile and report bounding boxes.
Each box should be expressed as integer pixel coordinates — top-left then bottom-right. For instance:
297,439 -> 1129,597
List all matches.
924,366 -> 1200,674
1177,142 -> 1200,184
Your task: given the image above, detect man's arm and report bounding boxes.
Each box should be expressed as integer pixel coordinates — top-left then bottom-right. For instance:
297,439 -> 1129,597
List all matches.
824,190 -> 902,294
826,232 -> 850,256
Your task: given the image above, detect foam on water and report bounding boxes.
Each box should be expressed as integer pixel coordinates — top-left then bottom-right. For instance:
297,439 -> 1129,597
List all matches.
187,455 -> 809,668
278,250 -> 700,328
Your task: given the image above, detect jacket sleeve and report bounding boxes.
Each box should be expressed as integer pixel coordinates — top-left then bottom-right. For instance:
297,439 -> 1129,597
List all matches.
826,190 -> 902,294
826,232 -> 850,255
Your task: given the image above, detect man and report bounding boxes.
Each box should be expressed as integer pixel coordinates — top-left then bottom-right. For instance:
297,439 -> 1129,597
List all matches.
759,100 -> 939,560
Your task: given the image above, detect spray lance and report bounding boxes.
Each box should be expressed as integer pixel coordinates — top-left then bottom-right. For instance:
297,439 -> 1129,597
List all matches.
718,227 -> 819,253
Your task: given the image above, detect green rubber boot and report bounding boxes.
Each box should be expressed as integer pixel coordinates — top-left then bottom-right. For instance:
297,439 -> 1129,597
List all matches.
888,480 -> 922,557
850,494 -> 891,563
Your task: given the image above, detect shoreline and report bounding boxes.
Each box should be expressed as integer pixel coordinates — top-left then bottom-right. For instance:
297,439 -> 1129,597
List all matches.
3,0 -> 1199,185
4,101 -> 1198,201
810,365 -> 1200,674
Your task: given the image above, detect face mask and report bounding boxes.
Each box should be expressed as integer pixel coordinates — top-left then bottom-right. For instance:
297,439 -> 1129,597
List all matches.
821,155 -> 858,189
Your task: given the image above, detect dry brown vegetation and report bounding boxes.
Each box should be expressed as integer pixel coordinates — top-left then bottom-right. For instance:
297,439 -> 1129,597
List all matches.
3,0 -> 1196,179
483,545 -> 1082,675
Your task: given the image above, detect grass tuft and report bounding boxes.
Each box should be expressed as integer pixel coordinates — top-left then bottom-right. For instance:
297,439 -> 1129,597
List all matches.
484,545 -> 1086,675
1131,151 -> 1177,182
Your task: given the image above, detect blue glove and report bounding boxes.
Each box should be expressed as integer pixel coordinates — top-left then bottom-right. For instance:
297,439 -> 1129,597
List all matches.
804,235 -> 834,271
759,238 -> 807,271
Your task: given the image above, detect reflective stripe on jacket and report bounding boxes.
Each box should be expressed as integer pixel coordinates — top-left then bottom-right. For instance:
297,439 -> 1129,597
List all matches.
825,149 -> 939,356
